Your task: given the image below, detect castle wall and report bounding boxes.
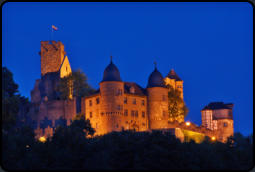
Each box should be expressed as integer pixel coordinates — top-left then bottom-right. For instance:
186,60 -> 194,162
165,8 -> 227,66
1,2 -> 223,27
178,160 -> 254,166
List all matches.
31,79 -> 42,103
147,87 -> 169,130
33,98 -> 76,138
216,119 -> 234,142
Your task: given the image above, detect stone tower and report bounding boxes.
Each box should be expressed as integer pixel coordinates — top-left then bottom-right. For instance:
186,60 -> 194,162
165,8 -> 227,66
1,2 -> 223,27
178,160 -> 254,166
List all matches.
40,41 -> 66,76
99,58 -> 124,134
147,66 -> 169,130
164,69 -> 183,99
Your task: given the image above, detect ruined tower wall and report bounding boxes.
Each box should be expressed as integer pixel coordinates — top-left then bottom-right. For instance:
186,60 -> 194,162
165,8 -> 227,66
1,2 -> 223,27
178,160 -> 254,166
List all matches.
147,87 -> 169,130
40,41 -> 65,76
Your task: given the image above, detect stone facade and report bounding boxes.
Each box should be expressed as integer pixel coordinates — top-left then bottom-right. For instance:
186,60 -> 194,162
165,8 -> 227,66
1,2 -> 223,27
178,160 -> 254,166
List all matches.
201,102 -> 234,142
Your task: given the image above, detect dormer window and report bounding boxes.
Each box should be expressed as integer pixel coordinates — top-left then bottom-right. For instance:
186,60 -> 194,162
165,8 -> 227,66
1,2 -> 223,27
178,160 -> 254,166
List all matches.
130,87 -> 135,94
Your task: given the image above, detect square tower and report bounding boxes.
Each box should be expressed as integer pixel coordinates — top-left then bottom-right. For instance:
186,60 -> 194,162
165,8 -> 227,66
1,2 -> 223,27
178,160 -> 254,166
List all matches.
40,41 -> 66,76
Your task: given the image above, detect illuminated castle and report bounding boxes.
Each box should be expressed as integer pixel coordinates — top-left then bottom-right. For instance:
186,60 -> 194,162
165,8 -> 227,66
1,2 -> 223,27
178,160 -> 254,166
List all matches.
27,41 -> 233,143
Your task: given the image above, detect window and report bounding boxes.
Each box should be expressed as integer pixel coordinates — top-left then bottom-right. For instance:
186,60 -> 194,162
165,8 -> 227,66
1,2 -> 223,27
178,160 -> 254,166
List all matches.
135,111 -> 138,117
117,105 -> 121,110
101,112 -> 104,116
131,110 -> 135,117
133,98 -> 136,105
142,111 -> 145,118
96,98 -> 100,104
124,109 -> 128,116
162,95 -> 167,101
124,97 -> 127,104
223,122 -> 228,127
89,100 -> 92,106
116,124 -> 119,128
90,112 -> 92,118
141,100 -> 145,106
116,89 -> 122,96
130,87 -> 135,94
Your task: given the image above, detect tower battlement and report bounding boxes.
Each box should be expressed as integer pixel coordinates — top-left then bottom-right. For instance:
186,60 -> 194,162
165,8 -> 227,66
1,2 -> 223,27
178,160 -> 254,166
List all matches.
40,41 -> 66,76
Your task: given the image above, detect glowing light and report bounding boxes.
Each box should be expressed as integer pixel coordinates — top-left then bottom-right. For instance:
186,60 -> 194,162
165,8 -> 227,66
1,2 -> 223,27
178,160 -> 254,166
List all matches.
26,145 -> 30,148
211,136 -> 216,141
185,121 -> 191,126
39,136 -> 46,143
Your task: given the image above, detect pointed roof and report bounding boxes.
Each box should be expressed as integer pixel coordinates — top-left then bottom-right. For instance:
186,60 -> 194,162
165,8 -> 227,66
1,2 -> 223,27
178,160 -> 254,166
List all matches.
166,69 -> 182,81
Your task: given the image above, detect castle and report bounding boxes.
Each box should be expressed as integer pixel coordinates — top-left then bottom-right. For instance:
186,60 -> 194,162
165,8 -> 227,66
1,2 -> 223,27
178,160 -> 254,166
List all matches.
26,40 -> 234,143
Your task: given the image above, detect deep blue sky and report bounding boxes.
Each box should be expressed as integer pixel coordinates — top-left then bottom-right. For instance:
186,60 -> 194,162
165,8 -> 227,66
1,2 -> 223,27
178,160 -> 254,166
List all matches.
2,2 -> 253,136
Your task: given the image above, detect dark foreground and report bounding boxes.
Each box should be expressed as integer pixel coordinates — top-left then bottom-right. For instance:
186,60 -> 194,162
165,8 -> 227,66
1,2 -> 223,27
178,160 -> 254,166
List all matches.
1,125 -> 253,170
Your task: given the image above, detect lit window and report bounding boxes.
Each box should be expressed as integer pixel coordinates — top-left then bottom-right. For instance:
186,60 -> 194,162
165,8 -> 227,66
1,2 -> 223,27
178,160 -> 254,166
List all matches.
130,87 -> 135,94
133,98 -> 136,105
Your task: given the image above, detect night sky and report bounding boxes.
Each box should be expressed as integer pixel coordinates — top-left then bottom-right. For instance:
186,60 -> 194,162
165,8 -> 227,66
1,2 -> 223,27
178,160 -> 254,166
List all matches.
2,2 -> 253,136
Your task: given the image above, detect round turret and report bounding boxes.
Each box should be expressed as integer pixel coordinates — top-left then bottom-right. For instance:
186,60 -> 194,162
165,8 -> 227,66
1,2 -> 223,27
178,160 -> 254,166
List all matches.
147,67 -> 165,88
99,57 -> 124,134
102,58 -> 122,82
146,65 -> 169,130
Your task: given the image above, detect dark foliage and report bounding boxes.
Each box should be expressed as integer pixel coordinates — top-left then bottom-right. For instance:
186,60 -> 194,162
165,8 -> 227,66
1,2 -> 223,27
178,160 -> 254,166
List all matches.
2,126 -> 253,170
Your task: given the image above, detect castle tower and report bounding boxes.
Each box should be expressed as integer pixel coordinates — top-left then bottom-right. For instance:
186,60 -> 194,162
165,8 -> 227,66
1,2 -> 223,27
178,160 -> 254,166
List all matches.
38,41 -> 72,100
99,57 -> 124,134
147,65 -> 169,130
40,41 -> 67,76
164,69 -> 183,99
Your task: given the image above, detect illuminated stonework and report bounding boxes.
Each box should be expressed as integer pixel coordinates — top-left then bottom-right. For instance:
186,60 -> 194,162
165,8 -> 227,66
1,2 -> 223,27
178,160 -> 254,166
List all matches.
26,41 -> 234,143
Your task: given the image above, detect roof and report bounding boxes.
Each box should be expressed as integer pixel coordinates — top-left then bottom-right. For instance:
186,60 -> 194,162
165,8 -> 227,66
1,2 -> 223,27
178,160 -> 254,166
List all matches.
166,69 -> 182,81
124,82 -> 146,96
147,68 -> 166,88
202,102 -> 234,110
102,59 -> 122,82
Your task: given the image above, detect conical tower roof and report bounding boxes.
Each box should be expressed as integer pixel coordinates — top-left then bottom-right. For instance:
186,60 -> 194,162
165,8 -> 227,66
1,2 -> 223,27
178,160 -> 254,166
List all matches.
102,57 -> 122,82
166,69 -> 182,81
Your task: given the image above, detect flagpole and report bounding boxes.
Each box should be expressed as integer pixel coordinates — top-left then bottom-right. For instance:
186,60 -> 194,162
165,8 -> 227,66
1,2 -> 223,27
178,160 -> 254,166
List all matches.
51,25 -> 53,42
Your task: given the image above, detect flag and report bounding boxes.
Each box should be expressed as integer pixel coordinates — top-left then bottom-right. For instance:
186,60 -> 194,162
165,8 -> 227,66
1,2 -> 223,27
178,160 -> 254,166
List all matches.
52,25 -> 58,31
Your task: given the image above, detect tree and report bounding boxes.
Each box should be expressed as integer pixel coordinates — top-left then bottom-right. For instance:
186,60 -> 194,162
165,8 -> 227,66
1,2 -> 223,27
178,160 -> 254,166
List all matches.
167,85 -> 188,122
2,67 -> 21,130
57,69 -> 95,100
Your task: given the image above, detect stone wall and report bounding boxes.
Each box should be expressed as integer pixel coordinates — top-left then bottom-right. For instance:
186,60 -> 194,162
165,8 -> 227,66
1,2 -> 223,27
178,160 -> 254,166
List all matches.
32,98 -> 77,138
